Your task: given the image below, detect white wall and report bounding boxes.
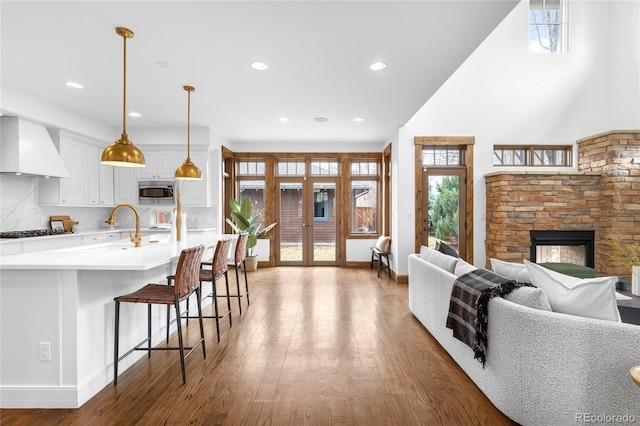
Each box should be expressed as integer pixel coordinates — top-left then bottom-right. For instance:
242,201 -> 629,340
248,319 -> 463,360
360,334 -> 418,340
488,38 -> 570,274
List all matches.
394,0 -> 640,273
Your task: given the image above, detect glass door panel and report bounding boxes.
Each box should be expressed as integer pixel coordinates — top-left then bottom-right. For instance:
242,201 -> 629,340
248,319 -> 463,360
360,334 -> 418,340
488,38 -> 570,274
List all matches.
425,172 -> 465,255
278,181 -> 304,263
312,182 -> 337,263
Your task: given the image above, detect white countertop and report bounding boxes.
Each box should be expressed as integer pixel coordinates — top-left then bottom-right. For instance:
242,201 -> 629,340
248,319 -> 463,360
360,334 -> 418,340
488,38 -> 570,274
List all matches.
0,232 -> 227,271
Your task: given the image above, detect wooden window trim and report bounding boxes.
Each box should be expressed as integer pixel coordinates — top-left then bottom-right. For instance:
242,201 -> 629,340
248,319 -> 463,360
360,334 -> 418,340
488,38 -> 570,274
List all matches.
414,137 -> 474,262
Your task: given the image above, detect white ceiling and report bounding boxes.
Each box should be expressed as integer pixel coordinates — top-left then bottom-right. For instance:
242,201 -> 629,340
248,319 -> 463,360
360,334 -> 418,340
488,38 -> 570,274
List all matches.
1,1 -> 518,145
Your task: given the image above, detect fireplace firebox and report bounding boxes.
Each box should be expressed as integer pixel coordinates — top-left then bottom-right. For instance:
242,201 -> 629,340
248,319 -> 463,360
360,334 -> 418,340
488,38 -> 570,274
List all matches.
530,230 -> 595,268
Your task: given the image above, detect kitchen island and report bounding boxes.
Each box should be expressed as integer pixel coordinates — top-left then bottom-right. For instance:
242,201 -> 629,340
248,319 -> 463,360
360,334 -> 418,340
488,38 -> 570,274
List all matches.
0,231 -> 225,408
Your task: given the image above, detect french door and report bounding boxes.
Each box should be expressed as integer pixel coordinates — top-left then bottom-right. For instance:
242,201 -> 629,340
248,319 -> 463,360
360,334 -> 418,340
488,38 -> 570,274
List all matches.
275,177 -> 340,266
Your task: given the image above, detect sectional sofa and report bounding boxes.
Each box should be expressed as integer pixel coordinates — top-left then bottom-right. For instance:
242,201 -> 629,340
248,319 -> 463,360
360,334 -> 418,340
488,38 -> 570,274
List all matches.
408,248 -> 640,425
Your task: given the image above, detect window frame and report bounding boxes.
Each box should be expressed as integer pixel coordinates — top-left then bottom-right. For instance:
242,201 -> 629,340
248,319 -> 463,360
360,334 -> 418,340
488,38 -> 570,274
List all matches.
493,145 -> 573,167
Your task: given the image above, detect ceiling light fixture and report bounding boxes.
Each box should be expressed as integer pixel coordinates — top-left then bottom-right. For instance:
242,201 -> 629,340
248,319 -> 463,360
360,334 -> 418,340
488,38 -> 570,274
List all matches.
314,117 -> 328,123
369,62 -> 387,71
128,112 -> 141,118
354,117 -> 365,122
279,117 -> 289,122
101,27 -> 146,168
251,61 -> 268,71
65,81 -> 83,89
175,85 -> 202,180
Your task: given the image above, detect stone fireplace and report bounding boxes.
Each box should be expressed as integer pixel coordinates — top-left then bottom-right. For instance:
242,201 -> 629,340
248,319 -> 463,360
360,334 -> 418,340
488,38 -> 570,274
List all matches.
485,130 -> 640,282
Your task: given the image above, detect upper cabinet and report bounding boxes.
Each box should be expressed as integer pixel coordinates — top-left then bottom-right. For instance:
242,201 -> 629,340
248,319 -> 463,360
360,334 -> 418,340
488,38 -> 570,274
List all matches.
39,134 -> 215,208
136,151 -> 177,179
40,130 -> 114,207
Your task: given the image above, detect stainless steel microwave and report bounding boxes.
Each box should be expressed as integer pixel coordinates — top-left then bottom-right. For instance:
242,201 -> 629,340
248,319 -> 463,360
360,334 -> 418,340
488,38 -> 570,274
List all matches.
138,180 -> 175,205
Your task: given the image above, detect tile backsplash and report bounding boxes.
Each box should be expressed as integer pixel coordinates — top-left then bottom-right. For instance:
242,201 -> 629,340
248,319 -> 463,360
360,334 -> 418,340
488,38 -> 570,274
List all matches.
0,175 -> 218,232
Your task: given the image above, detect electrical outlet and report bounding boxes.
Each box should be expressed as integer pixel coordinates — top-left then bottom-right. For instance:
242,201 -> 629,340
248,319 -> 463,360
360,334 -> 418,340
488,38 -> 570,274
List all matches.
41,217 -> 47,225
40,342 -> 51,361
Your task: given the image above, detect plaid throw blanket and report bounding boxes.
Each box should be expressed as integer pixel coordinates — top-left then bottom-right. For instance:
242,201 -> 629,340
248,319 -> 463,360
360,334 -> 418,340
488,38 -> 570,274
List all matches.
446,269 -> 531,367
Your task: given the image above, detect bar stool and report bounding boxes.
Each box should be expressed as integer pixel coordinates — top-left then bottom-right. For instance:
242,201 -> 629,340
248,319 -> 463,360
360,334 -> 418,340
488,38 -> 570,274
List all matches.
199,238 -> 233,341
167,239 -> 233,343
226,233 -> 250,315
113,244 -> 205,385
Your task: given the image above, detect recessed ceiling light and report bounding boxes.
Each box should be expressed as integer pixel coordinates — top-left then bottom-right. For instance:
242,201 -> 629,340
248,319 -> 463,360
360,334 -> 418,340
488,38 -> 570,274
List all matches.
314,117 -> 328,123
155,61 -> 170,69
369,62 -> 387,71
279,117 -> 289,122
128,112 -> 141,118
354,117 -> 365,122
251,62 -> 268,71
65,81 -> 83,89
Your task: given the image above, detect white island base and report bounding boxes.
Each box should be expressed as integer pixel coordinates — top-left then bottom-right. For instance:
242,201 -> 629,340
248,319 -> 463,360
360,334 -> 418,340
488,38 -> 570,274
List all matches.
0,233 -> 220,408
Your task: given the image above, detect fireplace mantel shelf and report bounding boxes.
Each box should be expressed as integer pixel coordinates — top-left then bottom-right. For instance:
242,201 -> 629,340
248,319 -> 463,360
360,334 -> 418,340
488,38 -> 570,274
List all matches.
484,171 -> 601,178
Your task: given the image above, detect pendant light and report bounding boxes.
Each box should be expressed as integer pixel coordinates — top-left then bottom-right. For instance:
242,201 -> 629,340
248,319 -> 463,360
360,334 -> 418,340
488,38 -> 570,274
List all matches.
101,27 -> 146,168
175,85 -> 202,180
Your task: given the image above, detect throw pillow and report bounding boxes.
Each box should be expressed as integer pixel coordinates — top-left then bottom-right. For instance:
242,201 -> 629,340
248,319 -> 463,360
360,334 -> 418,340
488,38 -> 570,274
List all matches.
454,259 -> 477,276
375,235 -> 391,252
435,241 -> 459,258
419,245 -> 459,274
504,286 -> 552,311
523,260 -> 621,322
490,258 -> 531,283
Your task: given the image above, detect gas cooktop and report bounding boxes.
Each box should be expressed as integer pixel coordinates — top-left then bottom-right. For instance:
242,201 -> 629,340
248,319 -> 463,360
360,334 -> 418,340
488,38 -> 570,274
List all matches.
0,229 -> 67,239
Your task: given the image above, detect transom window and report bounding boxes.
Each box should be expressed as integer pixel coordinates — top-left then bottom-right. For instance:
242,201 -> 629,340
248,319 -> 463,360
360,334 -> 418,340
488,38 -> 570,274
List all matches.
493,145 -> 572,167
422,147 -> 463,167
238,160 -> 265,175
277,161 -> 306,176
529,0 -> 568,53
351,161 -> 378,176
310,161 -> 339,176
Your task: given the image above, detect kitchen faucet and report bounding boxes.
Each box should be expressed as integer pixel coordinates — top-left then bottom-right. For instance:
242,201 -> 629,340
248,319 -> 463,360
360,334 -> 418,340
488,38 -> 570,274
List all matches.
105,203 -> 142,247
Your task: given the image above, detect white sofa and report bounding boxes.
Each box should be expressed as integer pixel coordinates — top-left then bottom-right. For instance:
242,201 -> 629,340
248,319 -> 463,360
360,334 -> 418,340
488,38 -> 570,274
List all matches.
408,251 -> 640,426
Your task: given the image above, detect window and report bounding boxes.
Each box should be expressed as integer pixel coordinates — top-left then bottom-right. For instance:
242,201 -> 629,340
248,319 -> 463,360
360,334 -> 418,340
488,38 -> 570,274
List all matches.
350,160 -> 380,234
493,145 -> 572,167
237,161 -> 266,228
310,161 -> 339,176
529,0 -> 567,53
238,160 -> 265,175
422,147 -> 462,167
313,190 -> 329,221
277,161 -> 305,176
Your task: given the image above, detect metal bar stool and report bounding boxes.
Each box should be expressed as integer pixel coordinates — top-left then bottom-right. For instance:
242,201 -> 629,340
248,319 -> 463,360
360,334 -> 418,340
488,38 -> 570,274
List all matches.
113,244 -> 205,385
225,233 -> 250,315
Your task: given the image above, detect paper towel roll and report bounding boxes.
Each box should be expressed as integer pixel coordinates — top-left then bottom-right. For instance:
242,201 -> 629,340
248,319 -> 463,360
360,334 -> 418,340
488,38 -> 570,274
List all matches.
179,213 -> 187,241
170,212 -> 177,242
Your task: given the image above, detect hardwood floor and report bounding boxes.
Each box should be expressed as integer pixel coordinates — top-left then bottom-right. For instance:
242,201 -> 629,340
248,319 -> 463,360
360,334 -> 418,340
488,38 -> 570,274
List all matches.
1,267 -> 516,425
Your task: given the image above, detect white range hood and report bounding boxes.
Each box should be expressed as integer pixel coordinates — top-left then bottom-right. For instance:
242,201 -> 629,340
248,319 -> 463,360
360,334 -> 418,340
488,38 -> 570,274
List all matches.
0,116 -> 70,178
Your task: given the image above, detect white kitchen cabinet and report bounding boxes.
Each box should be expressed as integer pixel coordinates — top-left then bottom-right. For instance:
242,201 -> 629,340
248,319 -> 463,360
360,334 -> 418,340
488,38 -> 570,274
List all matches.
40,130 -> 114,207
136,151 -> 177,179
114,167 -> 137,204
179,149 -> 213,207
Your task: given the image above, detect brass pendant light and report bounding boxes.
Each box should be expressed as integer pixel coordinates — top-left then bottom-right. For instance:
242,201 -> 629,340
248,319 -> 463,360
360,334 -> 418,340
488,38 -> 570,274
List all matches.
175,85 -> 202,180
101,27 -> 146,168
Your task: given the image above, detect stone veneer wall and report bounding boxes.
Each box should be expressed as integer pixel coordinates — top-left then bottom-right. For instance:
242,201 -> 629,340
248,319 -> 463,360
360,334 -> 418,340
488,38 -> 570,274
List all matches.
485,130 -> 640,281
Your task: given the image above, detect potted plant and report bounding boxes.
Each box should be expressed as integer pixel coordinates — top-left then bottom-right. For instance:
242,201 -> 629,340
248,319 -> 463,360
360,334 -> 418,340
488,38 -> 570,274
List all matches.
225,196 -> 277,271
605,232 -> 640,295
